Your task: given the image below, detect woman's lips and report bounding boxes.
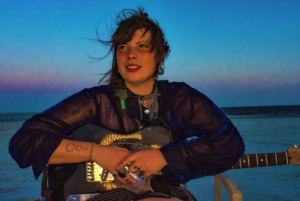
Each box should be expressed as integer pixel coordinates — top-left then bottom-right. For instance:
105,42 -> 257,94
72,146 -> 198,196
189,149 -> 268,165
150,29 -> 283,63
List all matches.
126,65 -> 141,72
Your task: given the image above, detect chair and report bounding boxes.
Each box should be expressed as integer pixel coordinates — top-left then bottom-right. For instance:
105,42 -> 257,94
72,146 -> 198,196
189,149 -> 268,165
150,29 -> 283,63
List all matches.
214,173 -> 243,201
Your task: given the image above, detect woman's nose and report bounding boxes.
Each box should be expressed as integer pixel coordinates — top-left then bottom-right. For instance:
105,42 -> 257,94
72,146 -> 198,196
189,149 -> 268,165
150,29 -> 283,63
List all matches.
127,47 -> 137,59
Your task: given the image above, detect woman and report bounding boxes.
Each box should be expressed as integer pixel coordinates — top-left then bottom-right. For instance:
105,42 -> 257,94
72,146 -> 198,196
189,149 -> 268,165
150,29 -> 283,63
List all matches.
9,8 -> 245,201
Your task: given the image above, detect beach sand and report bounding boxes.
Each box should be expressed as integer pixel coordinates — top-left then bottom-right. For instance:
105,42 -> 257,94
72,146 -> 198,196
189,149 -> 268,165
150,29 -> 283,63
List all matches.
0,117 -> 299,201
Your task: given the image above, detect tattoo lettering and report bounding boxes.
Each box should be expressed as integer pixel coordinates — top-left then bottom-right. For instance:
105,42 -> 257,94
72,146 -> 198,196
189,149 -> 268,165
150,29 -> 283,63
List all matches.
66,143 -> 75,152
83,146 -> 88,151
76,145 -> 82,151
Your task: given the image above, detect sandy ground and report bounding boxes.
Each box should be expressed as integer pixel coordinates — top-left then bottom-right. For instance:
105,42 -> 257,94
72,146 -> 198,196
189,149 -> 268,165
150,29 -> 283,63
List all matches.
0,117 -> 299,201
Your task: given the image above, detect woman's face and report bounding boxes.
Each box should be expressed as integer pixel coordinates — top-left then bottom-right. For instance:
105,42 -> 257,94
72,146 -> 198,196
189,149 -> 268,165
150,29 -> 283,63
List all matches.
116,29 -> 157,88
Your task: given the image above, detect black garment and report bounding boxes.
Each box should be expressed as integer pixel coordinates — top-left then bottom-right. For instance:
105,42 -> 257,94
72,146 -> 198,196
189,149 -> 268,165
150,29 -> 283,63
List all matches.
9,81 -> 245,185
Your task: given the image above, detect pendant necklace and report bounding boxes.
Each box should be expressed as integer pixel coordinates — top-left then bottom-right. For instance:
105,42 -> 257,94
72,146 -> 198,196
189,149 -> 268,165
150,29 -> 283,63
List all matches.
136,84 -> 158,121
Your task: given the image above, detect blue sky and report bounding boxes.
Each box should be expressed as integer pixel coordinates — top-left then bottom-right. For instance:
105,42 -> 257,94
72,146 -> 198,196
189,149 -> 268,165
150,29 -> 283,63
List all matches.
1,0 -> 300,113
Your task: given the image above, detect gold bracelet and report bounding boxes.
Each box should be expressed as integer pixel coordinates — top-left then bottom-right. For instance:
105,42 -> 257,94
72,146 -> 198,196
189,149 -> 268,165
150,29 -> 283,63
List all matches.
89,142 -> 95,162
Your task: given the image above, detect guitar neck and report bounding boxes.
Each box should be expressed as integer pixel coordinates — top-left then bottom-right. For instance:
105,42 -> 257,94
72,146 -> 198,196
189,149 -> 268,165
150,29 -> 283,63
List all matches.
232,152 -> 290,169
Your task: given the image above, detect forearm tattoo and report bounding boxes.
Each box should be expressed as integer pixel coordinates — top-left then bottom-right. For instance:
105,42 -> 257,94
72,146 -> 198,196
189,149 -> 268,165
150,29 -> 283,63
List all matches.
76,145 -> 82,151
66,143 -> 88,152
66,143 -> 75,152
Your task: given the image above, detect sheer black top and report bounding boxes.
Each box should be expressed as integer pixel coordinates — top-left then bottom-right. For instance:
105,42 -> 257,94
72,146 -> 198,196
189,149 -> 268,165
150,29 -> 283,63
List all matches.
9,80 -> 245,184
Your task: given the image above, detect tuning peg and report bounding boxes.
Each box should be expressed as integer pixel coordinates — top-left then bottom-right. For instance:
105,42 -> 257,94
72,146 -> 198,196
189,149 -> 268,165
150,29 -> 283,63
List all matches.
294,144 -> 298,149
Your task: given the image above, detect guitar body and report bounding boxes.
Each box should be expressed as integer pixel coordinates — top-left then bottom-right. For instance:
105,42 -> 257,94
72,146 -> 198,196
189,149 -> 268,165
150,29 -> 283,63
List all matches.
47,124 -> 173,201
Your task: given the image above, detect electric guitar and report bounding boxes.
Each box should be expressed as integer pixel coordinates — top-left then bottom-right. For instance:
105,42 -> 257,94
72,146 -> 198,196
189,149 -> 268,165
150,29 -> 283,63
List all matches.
45,124 -> 300,201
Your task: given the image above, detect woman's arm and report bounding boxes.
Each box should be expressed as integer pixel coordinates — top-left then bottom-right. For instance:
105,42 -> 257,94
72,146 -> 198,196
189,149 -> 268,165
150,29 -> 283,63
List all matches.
159,83 -> 245,184
48,139 -> 93,164
48,138 -> 136,184
9,87 -> 102,179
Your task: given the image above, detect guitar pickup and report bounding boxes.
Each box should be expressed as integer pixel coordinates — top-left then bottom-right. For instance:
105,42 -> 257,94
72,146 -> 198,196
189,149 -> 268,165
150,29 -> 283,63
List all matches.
86,162 -> 138,182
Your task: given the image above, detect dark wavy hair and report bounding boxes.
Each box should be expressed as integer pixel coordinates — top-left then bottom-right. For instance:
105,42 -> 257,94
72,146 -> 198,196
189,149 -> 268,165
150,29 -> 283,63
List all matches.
95,7 -> 170,90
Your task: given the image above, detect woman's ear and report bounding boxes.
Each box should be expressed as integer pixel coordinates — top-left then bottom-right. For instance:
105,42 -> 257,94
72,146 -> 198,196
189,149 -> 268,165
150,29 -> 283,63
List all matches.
158,47 -> 166,64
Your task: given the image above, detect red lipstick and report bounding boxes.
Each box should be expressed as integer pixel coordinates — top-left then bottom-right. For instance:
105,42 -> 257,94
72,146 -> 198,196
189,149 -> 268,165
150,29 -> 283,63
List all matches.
126,64 -> 141,73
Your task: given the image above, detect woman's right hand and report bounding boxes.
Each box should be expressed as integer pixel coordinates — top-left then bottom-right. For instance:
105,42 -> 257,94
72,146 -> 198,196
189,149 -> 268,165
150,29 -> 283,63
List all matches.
91,145 -> 136,184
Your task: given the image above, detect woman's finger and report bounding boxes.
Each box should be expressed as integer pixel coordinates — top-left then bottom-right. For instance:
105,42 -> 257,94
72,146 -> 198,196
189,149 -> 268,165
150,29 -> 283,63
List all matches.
125,171 -> 136,184
114,169 -> 136,184
128,162 -> 140,173
116,175 -> 127,184
112,171 -> 126,184
116,154 -> 136,169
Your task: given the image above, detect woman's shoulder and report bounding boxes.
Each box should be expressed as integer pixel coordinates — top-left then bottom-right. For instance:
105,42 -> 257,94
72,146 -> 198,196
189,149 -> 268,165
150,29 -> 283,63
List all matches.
81,84 -> 111,96
157,81 -> 219,113
157,80 -> 200,95
63,85 -> 112,104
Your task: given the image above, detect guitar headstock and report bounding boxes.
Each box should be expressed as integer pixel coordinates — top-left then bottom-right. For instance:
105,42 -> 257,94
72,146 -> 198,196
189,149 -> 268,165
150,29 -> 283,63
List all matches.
287,145 -> 300,165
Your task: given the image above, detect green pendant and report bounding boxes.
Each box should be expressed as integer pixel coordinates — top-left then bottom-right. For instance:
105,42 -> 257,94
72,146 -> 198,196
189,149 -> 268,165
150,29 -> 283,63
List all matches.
116,90 -> 128,109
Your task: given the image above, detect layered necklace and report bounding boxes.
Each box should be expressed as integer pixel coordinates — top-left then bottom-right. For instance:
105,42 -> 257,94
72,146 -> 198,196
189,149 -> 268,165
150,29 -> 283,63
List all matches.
136,84 -> 159,121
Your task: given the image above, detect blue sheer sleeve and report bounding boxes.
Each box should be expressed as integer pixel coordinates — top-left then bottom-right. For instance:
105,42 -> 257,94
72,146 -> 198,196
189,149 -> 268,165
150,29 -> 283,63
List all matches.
9,87 -> 102,179
160,83 -> 245,184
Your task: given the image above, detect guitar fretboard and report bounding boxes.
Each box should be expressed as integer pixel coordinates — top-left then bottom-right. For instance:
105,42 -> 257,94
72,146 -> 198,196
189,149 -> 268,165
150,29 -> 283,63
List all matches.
232,152 -> 290,169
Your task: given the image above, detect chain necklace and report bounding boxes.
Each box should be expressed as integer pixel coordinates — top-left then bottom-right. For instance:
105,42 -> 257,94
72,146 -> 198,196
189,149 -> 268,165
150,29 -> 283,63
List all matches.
136,84 -> 158,121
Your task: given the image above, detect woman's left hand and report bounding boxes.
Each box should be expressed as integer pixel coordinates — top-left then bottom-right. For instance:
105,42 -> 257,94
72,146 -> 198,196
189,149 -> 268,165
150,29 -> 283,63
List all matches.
116,149 -> 168,178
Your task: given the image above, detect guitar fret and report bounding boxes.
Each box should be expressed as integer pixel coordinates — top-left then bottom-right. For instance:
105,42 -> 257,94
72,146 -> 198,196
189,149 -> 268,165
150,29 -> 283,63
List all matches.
247,154 -> 250,168
276,153 -> 288,165
256,154 -> 259,167
239,158 -> 242,169
265,153 -> 268,166
248,154 -> 257,168
285,152 -> 289,165
275,153 -> 278,165
232,159 -> 241,169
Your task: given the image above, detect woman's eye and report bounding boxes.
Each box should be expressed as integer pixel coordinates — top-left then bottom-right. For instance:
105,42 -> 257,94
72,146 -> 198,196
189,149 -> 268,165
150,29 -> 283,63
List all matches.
118,45 -> 127,51
140,44 -> 149,48
139,44 -> 151,51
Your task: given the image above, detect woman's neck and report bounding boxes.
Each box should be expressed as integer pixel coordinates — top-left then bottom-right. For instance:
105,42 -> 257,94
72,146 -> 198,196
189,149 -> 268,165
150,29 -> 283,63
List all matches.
125,80 -> 155,95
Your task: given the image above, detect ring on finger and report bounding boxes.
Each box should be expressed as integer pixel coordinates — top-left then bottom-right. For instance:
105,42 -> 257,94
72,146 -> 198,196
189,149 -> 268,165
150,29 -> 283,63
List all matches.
137,170 -> 145,178
117,168 -> 127,178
